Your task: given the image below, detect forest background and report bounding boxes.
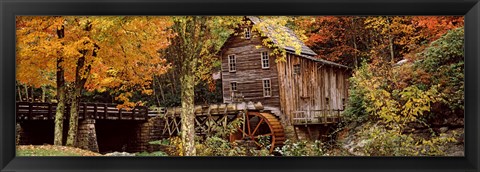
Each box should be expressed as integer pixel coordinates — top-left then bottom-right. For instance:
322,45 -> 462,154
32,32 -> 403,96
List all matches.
16,16 -> 464,156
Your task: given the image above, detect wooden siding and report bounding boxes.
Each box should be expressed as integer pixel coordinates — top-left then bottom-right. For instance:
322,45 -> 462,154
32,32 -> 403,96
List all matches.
221,26 -> 281,110
276,53 -> 350,124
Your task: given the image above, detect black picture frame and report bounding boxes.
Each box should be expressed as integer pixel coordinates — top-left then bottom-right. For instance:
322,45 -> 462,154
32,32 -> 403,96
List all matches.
1,0 -> 479,172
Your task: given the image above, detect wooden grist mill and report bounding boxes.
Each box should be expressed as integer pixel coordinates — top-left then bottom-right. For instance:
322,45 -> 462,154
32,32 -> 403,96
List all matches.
161,102 -> 285,152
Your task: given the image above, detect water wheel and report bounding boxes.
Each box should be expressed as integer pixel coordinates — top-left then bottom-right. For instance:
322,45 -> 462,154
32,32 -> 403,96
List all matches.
230,111 -> 286,153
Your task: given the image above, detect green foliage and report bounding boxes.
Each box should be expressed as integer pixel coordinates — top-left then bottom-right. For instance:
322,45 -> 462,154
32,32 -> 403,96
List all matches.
343,62 -> 369,122
346,60 -> 444,128
417,28 -> 464,72
398,85 -> 442,123
274,140 -> 325,156
251,16 -> 304,59
194,116 -> 273,156
341,28 -> 463,156
195,116 -> 248,156
135,151 -> 168,156
194,81 -> 223,105
414,27 -> 464,116
148,139 -> 170,146
360,123 -> 457,156
206,115 -> 244,138
195,136 -> 247,156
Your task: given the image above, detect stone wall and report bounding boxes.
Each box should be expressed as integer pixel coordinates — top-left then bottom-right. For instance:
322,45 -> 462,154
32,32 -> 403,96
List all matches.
76,119 -> 99,152
128,116 -> 168,153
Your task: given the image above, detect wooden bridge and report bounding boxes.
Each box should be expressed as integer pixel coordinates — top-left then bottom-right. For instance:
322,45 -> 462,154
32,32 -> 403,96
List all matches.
16,102 -> 158,121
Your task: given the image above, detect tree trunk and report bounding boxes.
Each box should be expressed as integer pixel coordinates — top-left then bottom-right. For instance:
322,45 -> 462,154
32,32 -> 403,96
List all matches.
54,57 -> 66,145
156,76 -> 166,102
180,69 -> 196,156
24,84 -> 28,102
31,87 -> 34,102
54,24 -> 66,146
388,35 -> 395,64
17,82 -> 23,102
386,17 -> 395,64
351,17 -> 358,69
66,55 -> 90,147
66,90 -> 80,147
170,70 -> 177,94
41,85 -> 46,102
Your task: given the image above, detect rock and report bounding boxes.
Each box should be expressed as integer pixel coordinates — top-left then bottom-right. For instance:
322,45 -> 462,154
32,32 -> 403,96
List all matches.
439,127 -> 449,133
449,151 -> 464,156
104,152 -> 136,156
357,140 -> 368,148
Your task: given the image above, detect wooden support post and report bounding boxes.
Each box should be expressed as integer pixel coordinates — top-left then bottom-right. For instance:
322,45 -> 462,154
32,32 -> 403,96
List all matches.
324,109 -> 328,125
132,107 -> 136,120
48,103 -> 52,120
306,126 -> 313,141
104,104 -> 108,119
118,107 -> 122,120
144,106 -> 148,120
83,103 -> 87,119
28,102 -> 32,120
293,126 -> 299,141
94,103 -> 98,119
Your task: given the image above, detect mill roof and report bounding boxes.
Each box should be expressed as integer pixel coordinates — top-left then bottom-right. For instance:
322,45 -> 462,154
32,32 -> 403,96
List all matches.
246,16 -> 349,69
247,16 -> 317,56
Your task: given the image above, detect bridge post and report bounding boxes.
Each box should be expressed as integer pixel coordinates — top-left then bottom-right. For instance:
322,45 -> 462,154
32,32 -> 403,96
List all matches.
16,123 -> 23,145
76,119 -> 99,152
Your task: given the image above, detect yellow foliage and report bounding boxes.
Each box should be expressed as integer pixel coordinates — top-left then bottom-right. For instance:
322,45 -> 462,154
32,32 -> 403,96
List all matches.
16,16 -> 174,106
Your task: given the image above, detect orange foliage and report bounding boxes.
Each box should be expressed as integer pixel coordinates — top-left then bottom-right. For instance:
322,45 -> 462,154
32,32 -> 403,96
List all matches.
16,16 -> 174,107
296,16 -> 464,67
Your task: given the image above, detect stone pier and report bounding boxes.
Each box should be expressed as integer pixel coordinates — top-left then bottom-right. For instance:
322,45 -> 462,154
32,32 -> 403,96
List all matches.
76,119 -> 99,152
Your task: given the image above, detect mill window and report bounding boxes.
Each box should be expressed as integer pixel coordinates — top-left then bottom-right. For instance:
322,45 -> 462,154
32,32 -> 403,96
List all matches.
244,27 -> 251,39
261,52 -> 269,69
231,82 -> 237,92
263,79 -> 272,97
293,64 -> 300,74
228,55 -> 236,72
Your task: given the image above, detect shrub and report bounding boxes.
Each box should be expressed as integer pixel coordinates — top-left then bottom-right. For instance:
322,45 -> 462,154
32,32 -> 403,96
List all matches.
274,140 -> 324,156
343,62 -> 369,122
360,123 -> 457,156
195,136 -> 247,156
413,27 -> 464,117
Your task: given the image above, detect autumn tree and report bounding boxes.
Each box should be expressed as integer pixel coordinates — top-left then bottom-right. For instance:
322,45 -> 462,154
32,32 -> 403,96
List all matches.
162,16 -> 242,155
17,16 -> 67,145
294,16 -> 370,67
16,16 -> 173,146
294,16 -> 463,68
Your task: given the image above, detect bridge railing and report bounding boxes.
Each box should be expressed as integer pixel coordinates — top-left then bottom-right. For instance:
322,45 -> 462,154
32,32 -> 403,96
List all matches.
292,109 -> 343,125
16,102 -> 153,120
